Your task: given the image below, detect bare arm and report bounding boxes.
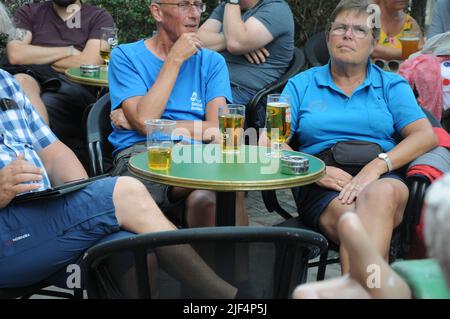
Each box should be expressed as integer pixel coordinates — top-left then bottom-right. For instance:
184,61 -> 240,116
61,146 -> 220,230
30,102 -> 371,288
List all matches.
121,33 -> 203,134
38,140 -> 88,186
339,118 -> 438,204
7,29 -> 74,65
52,39 -> 103,73
222,4 -> 273,55
197,19 -> 227,52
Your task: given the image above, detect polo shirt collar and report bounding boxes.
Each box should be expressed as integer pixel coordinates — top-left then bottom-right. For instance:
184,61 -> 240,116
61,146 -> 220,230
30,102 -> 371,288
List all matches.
314,59 -> 383,90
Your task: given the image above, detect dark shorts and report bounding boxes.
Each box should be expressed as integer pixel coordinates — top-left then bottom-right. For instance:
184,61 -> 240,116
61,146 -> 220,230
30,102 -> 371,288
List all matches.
292,171 -> 407,232
0,177 -> 121,288
112,143 -> 184,223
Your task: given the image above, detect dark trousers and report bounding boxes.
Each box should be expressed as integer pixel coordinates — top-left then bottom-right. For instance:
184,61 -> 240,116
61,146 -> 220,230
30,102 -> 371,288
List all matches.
42,75 -> 97,167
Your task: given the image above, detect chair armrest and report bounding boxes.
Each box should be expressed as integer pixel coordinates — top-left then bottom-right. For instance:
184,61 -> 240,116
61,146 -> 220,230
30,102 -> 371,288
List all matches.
391,259 -> 450,299
261,190 -> 295,220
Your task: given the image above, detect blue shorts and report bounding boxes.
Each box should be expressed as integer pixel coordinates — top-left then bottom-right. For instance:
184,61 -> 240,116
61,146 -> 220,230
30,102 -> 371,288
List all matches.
292,171 -> 406,232
0,176 -> 128,288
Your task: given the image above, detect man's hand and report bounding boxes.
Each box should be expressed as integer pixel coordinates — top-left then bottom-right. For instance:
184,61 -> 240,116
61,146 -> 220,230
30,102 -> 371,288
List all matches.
316,166 -> 353,192
111,108 -> 133,130
244,47 -> 270,64
167,33 -> 203,64
0,154 -> 44,208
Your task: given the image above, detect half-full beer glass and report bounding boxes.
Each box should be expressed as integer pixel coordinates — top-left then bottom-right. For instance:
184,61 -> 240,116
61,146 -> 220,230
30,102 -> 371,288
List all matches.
146,119 -> 176,170
219,104 -> 245,153
100,27 -> 118,67
399,30 -> 420,60
265,94 -> 291,158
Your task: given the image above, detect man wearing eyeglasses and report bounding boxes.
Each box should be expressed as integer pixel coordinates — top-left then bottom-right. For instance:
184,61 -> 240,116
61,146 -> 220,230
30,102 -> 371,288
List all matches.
198,0 -> 294,109
108,0 -> 248,228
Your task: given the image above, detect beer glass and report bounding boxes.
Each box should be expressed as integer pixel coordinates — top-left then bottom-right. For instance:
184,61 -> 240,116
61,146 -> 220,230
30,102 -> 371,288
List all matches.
399,30 -> 420,60
265,94 -> 291,158
99,27 -> 118,67
218,104 -> 245,153
146,119 -> 176,171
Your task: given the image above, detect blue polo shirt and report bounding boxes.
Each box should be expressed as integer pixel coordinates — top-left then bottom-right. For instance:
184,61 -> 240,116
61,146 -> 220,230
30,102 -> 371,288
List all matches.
108,40 -> 232,154
282,62 -> 425,155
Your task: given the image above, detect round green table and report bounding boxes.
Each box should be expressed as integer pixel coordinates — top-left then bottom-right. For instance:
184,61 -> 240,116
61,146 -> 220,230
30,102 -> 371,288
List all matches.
129,144 -> 325,226
65,66 -> 108,87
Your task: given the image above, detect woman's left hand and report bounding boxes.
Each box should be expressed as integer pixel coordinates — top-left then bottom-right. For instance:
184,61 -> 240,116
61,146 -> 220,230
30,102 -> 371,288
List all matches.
338,164 -> 383,204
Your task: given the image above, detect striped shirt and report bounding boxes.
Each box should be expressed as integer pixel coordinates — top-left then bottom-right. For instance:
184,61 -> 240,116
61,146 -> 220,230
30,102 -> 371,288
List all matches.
0,69 -> 57,191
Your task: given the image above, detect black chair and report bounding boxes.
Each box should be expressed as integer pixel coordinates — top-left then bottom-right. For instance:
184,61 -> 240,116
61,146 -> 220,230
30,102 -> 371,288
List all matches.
304,31 -> 329,67
83,226 -> 327,299
246,47 -> 307,134
85,93 -> 114,177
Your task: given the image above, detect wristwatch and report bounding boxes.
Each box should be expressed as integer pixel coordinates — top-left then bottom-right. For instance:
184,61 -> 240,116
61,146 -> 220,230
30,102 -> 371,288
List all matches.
226,0 -> 240,4
378,153 -> 393,172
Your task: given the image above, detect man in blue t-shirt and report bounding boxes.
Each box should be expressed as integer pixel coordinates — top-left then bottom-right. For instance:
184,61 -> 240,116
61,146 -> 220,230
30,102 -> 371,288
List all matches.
198,0 -> 294,109
108,1 -> 248,228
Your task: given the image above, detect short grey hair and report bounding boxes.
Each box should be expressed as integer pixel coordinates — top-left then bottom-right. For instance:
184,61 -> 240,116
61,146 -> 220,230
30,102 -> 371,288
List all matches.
0,2 -> 15,39
327,0 -> 381,40
424,173 -> 450,289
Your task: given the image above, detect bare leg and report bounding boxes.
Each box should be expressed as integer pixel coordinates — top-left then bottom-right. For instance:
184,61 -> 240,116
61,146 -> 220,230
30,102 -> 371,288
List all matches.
113,177 -> 237,298
293,212 -> 411,299
14,73 -> 49,124
350,179 -> 408,268
338,212 -> 411,299
182,190 -> 248,228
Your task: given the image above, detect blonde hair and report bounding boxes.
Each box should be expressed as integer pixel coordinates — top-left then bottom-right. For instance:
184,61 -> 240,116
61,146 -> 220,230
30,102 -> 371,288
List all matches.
424,173 -> 450,289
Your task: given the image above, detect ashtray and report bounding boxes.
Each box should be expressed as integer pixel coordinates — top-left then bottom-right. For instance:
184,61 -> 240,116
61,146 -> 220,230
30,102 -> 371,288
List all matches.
280,154 -> 309,175
80,64 -> 100,77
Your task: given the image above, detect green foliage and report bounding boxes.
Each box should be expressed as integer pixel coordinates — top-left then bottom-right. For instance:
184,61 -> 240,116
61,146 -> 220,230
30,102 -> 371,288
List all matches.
2,0 -> 425,47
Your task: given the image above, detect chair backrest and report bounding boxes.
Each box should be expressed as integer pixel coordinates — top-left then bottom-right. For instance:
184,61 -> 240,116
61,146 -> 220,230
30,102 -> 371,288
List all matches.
304,31 -> 329,67
83,226 -> 327,299
246,47 -> 307,133
86,93 -> 114,176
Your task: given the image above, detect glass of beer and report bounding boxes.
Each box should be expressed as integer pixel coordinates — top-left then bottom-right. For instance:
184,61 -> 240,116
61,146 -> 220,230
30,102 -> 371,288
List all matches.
146,119 -> 176,171
265,94 -> 291,158
100,27 -> 118,67
218,104 -> 245,153
399,30 -> 420,60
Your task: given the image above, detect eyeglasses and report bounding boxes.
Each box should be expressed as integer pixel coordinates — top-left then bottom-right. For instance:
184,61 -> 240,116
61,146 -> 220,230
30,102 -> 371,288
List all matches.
330,22 -> 371,39
373,59 -> 401,72
155,1 -> 206,13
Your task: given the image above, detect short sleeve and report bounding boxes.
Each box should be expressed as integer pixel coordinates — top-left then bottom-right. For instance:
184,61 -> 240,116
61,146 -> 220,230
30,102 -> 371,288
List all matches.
282,76 -> 303,136
251,2 -> 293,38
9,78 -> 57,150
209,3 -> 225,22
204,52 -> 233,104
13,5 -> 33,32
109,46 -> 149,110
87,9 -> 115,40
386,76 -> 425,132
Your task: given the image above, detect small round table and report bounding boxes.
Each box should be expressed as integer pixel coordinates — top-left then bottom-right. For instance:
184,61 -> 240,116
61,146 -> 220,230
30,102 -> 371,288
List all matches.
65,66 -> 108,87
129,144 -> 325,226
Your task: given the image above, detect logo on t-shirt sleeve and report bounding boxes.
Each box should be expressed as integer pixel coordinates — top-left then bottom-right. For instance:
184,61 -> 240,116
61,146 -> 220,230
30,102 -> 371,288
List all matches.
190,92 -> 203,112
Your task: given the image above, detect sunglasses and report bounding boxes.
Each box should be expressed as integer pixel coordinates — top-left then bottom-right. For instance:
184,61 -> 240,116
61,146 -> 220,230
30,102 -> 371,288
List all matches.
373,59 -> 402,72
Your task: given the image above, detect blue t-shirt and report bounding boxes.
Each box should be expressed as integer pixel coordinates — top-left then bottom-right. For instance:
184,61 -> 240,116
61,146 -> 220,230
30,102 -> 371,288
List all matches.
108,39 -> 232,153
282,62 -> 426,155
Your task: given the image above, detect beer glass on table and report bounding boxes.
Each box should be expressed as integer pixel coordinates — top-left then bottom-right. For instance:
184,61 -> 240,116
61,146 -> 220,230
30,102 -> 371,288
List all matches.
399,30 -> 420,60
218,104 -> 245,153
146,119 -> 176,171
265,94 -> 291,158
99,27 -> 118,68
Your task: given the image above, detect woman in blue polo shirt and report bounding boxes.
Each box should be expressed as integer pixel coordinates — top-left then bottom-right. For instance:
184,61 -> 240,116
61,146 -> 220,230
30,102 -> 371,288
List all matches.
262,0 -> 438,274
